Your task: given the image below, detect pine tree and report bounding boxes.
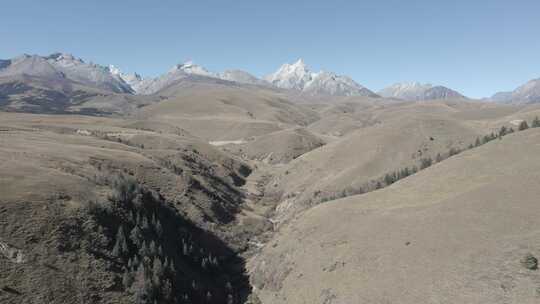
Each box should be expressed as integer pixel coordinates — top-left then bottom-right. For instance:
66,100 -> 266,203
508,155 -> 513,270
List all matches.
183,241 -> 189,256
142,216 -> 149,230
518,120 -> 529,131
401,167 -> 410,178
475,137 -> 481,147
130,225 -> 144,247
137,213 -> 144,226
420,157 -> 432,169
149,241 -> 157,256
163,257 -> 170,272
122,271 -> 134,289
161,279 -> 173,301
151,213 -> 157,227
168,260 -> 176,275
155,220 -> 163,238
448,147 -> 460,157
152,258 -> 163,286
532,116 -> 540,128
134,263 -> 152,304
112,226 -> 129,258
113,176 -> 138,204
384,173 -> 395,186
201,258 -> 208,270
139,241 -> 150,257
499,125 -> 508,137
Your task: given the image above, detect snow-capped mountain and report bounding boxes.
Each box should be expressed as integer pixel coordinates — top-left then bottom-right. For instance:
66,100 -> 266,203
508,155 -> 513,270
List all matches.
1,52 -> 488,102
44,53 -> 134,93
108,65 -> 144,92
132,61 -> 268,95
265,59 -> 376,97
1,53 -> 375,97
265,59 -> 313,91
378,82 -> 465,101
0,54 -> 65,80
490,78 -> 540,104
173,61 -> 215,78
132,61 -> 216,95
0,53 -> 134,94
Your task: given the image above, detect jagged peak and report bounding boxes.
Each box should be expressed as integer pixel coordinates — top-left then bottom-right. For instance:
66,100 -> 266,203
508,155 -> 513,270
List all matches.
45,52 -> 85,64
169,60 -> 214,77
265,59 -> 373,96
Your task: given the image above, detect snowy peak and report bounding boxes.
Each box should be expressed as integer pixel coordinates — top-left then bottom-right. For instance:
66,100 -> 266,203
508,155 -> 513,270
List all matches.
378,82 -> 464,101
44,53 -> 133,93
108,65 -> 143,91
264,58 -> 312,90
134,61 -> 271,95
1,53 -> 375,97
133,61 -> 218,95
45,53 -> 86,68
0,53 -> 134,94
0,54 -> 65,80
170,61 -> 215,78
265,59 -> 376,97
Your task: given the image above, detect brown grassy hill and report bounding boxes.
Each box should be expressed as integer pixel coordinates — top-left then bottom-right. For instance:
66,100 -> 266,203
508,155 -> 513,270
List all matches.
0,75 -> 162,115
220,127 -> 325,165
250,128 -> 540,304
136,81 -> 319,141
306,99 -> 384,137
2,91 -> 539,304
263,101 -> 540,225
0,112 -> 264,304
265,104 -> 489,223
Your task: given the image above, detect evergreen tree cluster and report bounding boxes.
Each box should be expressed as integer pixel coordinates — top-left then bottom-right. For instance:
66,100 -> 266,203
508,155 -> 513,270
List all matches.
317,118 -> 539,204
86,173 -> 242,304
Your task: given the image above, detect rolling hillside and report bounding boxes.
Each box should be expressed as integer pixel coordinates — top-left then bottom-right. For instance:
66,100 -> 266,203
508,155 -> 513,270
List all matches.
251,128 -> 540,304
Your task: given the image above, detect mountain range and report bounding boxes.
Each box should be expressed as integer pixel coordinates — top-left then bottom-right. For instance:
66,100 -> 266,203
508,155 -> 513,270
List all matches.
0,53 -> 133,93
490,78 -> 540,104
263,59 -> 377,97
1,52 -> 540,104
377,82 -> 465,101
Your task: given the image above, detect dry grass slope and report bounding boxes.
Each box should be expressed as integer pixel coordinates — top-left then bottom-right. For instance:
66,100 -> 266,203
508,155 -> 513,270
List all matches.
250,128 -> 540,304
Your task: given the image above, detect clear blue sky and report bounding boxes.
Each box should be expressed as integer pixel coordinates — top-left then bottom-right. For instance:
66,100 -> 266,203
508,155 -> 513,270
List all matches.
1,0 -> 539,98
